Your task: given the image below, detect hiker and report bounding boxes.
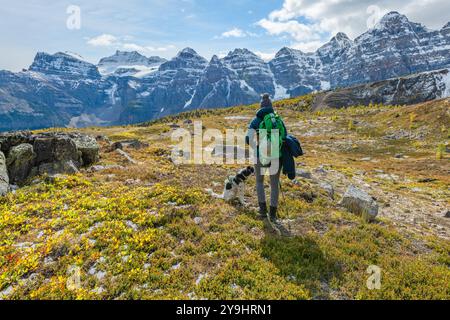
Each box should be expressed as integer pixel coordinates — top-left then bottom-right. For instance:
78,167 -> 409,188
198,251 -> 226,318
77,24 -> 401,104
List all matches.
246,94 -> 301,224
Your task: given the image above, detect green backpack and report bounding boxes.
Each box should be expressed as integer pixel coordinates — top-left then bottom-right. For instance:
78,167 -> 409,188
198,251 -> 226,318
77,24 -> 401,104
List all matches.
258,112 -> 287,166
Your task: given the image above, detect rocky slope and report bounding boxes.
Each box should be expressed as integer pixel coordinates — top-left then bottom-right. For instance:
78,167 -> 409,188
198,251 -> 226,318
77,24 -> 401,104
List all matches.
312,69 -> 450,110
1,12 -> 450,131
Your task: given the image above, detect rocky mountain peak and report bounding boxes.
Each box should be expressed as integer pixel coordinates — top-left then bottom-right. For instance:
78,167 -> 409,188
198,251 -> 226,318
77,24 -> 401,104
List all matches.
442,22 -> 450,30
274,47 -> 305,60
97,51 -> 165,77
99,50 -> 149,65
227,48 -> 258,58
317,33 -> 353,65
372,11 -> 414,32
177,47 -> 201,59
160,48 -> 207,71
321,32 -> 353,51
334,32 -> 350,40
209,55 -> 221,65
222,48 -> 266,68
29,52 -> 100,79
355,11 -> 418,43
379,11 -> 408,24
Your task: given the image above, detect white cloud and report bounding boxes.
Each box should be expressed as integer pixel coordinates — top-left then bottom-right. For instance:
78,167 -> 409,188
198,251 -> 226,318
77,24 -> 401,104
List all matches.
221,28 -> 247,38
257,0 -> 450,52
254,51 -> 276,61
257,18 -> 322,42
145,45 -> 176,52
87,34 -> 118,47
87,34 -> 176,55
291,41 -> 325,53
215,28 -> 259,39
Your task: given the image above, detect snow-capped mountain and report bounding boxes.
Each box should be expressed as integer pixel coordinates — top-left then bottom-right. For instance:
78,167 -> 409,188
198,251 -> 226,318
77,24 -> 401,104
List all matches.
1,11 -> 450,131
328,12 -> 450,88
29,52 -> 101,79
98,50 -> 166,78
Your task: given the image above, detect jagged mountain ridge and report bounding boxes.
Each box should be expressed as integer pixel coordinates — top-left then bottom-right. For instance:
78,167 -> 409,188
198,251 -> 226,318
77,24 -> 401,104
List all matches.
98,50 -> 167,78
1,11 -> 450,131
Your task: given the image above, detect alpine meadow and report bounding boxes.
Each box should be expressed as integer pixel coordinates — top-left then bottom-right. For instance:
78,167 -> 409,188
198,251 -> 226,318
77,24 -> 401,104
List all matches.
0,0 -> 449,307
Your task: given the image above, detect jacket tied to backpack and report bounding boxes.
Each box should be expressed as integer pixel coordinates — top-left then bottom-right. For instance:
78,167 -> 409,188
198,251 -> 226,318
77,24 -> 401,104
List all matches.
246,104 -> 303,180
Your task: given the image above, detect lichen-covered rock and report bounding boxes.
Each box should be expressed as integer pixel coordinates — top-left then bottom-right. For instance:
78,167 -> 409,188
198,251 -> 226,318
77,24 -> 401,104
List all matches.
0,151 -> 9,196
53,136 -> 80,163
6,143 -> 36,185
38,160 -> 79,176
340,186 -> 379,221
70,134 -> 100,166
0,132 -> 99,187
0,131 -> 32,154
33,137 -> 54,164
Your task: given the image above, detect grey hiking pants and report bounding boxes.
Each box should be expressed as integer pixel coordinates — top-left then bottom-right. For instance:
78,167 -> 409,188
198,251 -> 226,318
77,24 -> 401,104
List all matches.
255,160 -> 281,208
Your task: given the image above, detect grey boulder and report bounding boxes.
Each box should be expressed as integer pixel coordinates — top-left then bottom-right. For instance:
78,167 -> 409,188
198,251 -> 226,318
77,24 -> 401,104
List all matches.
6,143 -> 36,185
38,160 -> 79,176
0,151 -> 9,196
71,134 -> 100,166
340,185 -> 379,221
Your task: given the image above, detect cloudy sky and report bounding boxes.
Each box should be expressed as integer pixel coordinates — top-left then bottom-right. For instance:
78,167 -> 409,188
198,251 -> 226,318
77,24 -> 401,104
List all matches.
1,0 -> 449,71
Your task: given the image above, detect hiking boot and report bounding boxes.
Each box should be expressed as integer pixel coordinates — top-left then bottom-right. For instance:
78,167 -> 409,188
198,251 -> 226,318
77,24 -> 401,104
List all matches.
269,206 -> 278,223
257,202 -> 268,219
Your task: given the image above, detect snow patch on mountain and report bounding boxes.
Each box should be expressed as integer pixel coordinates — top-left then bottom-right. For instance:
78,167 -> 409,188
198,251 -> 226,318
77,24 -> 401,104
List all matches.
320,81 -> 330,91
105,84 -> 118,105
274,82 -> 289,100
98,51 -> 166,77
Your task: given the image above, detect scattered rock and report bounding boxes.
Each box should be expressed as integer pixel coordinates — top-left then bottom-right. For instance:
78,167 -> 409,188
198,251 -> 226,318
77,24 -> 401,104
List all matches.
0,285 -> 13,300
318,182 -> 334,199
224,116 -> 251,120
394,154 -> 404,159
296,169 -> 313,180
125,179 -> 141,186
169,123 -> 181,129
111,139 -> 149,151
340,185 -> 379,221
212,145 -> 246,159
89,165 -> 125,172
0,151 -> 9,196
314,165 -> 328,174
444,211 -> 450,218
418,178 -> 437,183
194,217 -> 203,225
91,287 -> 106,295
115,149 -> 138,164
6,143 -> 36,185
376,173 -> 399,182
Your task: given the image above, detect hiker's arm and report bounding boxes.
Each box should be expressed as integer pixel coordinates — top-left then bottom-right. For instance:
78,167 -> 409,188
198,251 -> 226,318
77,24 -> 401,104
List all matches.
246,118 -> 260,145
246,128 -> 256,146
